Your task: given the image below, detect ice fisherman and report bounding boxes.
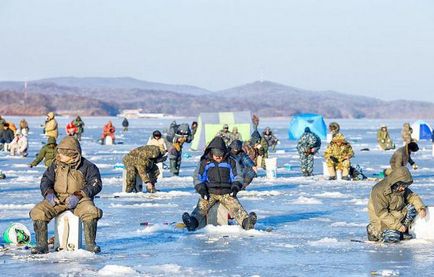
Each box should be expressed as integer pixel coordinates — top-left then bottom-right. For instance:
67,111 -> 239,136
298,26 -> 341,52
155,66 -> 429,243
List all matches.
296,127 -> 321,177
262,127 -> 279,151
29,136 -> 103,254
101,120 -> 116,144
73,116 -> 85,141
66,121 -> 78,137
401,122 -> 413,145
377,125 -> 395,151
182,137 -> 257,231
216,124 -> 233,146
231,127 -> 242,142
122,118 -> 129,132
228,139 -> 257,189
9,130 -> 28,157
123,145 -> 166,193
19,118 -> 29,136
250,130 -> 268,169
367,166 -> 426,243
30,137 -> 57,168
384,141 -> 419,176
147,130 -> 167,154
324,133 -> 354,180
0,122 -> 15,149
327,122 -> 341,143
44,112 -> 58,139
167,121 -> 193,176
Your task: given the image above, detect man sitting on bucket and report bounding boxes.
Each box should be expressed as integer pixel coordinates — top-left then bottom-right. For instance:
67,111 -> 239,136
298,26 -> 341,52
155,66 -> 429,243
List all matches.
29,136 -> 103,254
182,137 -> 257,231
367,166 -> 426,243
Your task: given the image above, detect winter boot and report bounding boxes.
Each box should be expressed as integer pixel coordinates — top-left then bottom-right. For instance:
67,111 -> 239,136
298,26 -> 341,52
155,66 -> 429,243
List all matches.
31,221 -> 48,254
182,212 -> 198,231
328,176 -> 337,181
242,212 -> 257,230
83,220 -> 101,253
341,175 -> 351,181
401,232 -> 413,240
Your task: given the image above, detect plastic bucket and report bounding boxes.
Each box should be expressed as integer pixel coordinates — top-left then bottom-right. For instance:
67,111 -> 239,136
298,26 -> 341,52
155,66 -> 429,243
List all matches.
3,223 -> 31,245
265,158 -> 277,179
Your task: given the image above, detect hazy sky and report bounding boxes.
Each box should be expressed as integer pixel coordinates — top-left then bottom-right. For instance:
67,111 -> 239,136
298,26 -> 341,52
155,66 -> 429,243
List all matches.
1,0 -> 433,101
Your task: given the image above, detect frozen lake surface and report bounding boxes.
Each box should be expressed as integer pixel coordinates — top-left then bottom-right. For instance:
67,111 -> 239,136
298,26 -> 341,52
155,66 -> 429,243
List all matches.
1,116 -> 434,276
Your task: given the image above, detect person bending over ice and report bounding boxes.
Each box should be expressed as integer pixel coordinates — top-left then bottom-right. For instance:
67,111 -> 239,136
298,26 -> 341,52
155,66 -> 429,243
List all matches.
182,137 -> 257,231
367,166 -> 426,243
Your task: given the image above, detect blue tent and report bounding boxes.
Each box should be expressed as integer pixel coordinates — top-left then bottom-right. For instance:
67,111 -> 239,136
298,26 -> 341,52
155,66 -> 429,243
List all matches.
411,120 -> 432,141
288,113 -> 327,140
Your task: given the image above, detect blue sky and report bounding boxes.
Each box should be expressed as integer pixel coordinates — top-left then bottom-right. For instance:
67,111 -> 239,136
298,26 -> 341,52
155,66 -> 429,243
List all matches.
1,0 -> 433,101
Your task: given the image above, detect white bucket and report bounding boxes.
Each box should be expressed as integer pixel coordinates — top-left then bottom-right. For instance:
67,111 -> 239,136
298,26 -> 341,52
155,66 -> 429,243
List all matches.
157,162 -> 164,180
410,206 -> 434,240
336,170 -> 342,180
265,158 -> 277,179
322,162 -> 329,177
54,211 -> 82,251
104,136 -> 113,145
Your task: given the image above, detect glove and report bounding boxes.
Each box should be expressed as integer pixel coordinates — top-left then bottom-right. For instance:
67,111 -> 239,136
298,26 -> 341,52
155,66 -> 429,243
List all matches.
195,183 -> 210,200
45,190 -> 59,207
330,156 -> 339,163
413,164 -> 418,170
231,182 -> 242,197
66,191 -> 83,209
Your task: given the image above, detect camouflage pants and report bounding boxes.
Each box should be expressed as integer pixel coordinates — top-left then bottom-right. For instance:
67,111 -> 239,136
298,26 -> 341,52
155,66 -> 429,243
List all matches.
299,154 -> 314,176
30,196 -> 102,222
170,157 -> 181,176
191,194 -> 249,229
124,165 -> 146,193
326,159 -> 350,177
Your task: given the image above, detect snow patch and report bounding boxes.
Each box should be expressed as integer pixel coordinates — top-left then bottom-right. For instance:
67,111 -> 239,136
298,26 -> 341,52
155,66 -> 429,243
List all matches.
331,221 -> 366,227
110,203 -> 177,208
97,265 -> 138,276
314,192 -> 349,198
0,204 -> 35,210
292,196 -> 323,205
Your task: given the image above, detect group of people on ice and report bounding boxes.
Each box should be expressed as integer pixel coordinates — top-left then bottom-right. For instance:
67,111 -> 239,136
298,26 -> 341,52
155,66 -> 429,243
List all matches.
1,111 -> 432,256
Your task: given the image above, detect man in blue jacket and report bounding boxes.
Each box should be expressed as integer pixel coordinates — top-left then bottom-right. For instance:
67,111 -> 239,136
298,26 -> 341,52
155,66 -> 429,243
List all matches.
182,137 -> 257,231
29,136 -> 103,254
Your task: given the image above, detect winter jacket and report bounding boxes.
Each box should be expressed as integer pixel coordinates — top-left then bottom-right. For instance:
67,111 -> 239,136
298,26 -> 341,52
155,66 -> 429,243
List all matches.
123,145 -> 161,184
66,122 -> 78,136
0,128 -> 14,143
102,122 -> 116,139
40,137 -> 102,199
194,137 -> 242,195
9,135 -> 28,155
368,167 -> 424,236
324,136 -> 354,163
44,112 -> 58,139
73,117 -> 85,134
401,123 -> 413,144
377,128 -> 394,150
216,129 -> 233,146
147,137 -> 168,153
122,118 -> 129,128
31,138 -> 57,167
229,151 -> 257,186
390,145 -> 415,169
263,127 -> 279,148
297,130 -> 321,156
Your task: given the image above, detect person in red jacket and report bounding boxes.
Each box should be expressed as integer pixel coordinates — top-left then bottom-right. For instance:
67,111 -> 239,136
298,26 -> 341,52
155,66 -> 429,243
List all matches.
101,121 -> 116,144
66,121 -> 78,137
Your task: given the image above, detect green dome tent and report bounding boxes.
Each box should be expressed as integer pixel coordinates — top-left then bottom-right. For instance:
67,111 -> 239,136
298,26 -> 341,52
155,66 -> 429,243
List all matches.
190,111 -> 252,151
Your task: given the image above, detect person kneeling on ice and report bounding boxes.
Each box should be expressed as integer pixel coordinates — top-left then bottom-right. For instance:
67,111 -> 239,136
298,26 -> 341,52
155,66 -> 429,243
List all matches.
324,133 -> 354,180
182,137 -> 257,231
367,166 -> 426,243
29,136 -> 103,254
123,145 -> 166,193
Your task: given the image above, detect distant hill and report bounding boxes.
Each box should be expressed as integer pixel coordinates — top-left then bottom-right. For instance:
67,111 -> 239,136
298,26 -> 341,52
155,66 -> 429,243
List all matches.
0,78 -> 433,118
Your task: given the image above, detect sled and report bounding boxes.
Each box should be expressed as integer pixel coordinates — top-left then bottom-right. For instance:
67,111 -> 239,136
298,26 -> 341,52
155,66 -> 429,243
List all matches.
410,206 -> 434,240
54,211 -> 82,251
